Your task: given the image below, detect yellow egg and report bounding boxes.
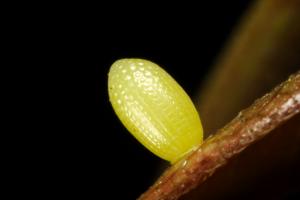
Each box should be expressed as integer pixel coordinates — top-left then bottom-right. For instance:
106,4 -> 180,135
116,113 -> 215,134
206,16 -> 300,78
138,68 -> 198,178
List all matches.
108,58 -> 203,163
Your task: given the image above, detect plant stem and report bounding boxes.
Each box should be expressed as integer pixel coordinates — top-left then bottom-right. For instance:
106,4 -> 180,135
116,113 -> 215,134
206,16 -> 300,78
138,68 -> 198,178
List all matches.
139,71 -> 300,200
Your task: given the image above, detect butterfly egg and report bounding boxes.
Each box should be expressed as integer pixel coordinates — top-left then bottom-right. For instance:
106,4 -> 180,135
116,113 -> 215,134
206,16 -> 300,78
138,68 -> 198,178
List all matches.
108,58 -> 203,163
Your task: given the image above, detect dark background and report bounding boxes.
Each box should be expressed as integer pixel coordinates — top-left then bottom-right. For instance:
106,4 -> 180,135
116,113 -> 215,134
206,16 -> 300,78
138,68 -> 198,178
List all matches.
28,1 -> 257,199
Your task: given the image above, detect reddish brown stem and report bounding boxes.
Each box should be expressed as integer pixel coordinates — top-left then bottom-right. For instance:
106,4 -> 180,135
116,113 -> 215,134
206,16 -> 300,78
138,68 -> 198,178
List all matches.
139,71 -> 300,200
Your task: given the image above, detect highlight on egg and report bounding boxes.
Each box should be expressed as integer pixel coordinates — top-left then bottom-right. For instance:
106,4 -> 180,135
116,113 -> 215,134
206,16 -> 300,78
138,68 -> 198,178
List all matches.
108,58 -> 203,163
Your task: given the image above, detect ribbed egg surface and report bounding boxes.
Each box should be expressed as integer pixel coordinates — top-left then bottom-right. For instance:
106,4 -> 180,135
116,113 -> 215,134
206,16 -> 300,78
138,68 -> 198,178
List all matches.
108,59 -> 203,163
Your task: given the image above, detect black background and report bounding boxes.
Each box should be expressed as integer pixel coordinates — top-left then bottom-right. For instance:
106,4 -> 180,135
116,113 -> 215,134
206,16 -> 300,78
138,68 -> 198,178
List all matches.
28,1 -> 259,199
